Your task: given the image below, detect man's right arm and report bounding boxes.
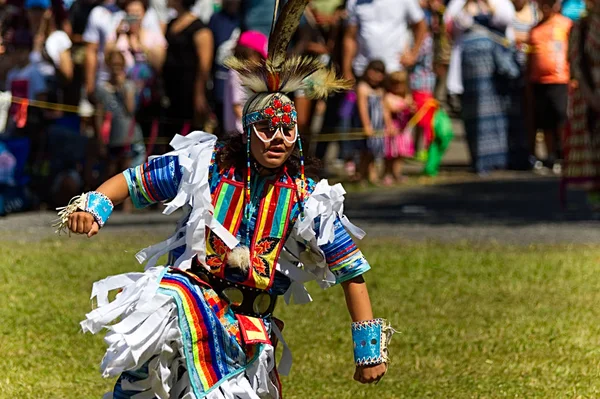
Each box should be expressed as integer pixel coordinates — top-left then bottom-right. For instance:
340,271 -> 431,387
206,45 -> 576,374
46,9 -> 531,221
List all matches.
343,24 -> 358,83
83,8 -> 100,99
85,42 -> 98,98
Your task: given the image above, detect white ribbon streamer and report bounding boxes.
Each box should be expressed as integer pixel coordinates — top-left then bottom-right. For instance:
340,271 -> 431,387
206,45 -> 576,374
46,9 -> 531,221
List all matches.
135,131 -> 239,270
0,91 -> 11,133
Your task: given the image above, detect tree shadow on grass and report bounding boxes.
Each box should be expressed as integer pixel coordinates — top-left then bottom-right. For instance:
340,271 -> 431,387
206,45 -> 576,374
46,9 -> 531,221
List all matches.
344,177 -> 597,226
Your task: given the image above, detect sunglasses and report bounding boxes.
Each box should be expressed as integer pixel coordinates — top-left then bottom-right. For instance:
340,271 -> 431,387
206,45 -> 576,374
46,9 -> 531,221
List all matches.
252,124 -> 298,145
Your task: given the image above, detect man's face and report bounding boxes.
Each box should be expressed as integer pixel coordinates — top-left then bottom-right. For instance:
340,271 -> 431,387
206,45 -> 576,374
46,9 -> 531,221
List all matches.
250,120 -> 297,170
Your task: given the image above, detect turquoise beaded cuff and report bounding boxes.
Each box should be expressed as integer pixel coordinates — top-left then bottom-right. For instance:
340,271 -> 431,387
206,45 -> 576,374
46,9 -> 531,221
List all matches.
351,318 -> 395,367
82,191 -> 113,227
54,191 -> 114,234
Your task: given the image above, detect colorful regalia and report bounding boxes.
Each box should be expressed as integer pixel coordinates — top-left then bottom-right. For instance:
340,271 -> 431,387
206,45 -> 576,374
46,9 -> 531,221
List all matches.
55,1 -> 394,397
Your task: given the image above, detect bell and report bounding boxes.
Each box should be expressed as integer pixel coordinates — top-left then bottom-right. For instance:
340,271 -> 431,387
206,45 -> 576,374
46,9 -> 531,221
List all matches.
299,248 -> 324,265
253,293 -> 272,314
222,287 -> 244,306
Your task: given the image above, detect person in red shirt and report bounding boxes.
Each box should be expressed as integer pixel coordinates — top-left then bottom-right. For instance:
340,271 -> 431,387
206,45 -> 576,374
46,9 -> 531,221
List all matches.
527,0 -> 573,173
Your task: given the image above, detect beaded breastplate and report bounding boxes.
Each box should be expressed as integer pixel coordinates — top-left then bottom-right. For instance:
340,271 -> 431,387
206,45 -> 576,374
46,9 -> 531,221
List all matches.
204,167 -> 299,291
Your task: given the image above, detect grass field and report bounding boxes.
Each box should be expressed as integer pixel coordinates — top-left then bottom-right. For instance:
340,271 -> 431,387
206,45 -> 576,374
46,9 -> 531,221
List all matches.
1,235 -> 600,398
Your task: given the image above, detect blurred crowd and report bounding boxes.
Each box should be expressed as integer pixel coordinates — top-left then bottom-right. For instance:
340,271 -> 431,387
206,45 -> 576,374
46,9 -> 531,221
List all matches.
0,0 -> 598,214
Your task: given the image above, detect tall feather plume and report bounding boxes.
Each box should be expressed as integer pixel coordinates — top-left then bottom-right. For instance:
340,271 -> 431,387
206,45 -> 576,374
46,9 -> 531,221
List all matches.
225,0 -> 351,99
274,56 -> 324,93
302,68 -> 354,99
267,0 -> 310,70
224,57 -> 268,93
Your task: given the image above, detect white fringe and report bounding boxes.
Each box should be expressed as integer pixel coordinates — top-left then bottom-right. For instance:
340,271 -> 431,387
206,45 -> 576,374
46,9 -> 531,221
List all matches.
53,193 -> 87,234
134,131 -> 239,272
82,267 -> 280,399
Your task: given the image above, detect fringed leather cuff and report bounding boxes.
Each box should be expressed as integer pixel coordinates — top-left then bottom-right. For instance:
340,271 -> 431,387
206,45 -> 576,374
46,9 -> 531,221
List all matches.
54,192 -> 114,234
351,318 -> 396,367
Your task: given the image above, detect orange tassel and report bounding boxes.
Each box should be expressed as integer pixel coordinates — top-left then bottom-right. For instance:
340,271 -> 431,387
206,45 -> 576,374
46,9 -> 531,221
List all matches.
100,111 -> 112,145
15,100 -> 28,128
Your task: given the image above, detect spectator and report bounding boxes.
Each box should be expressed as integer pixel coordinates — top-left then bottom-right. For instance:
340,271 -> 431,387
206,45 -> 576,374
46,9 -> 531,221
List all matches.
564,5 -> 600,210
83,1 -> 125,101
508,0 -> 539,170
561,0 -> 586,21
383,70 -> 415,185
223,30 -> 267,135
445,0 -> 516,175
343,0 -> 428,82
83,0 -> 161,102
161,0 -> 213,144
95,49 -> 146,201
106,0 -> 166,111
512,0 -> 539,69
25,0 -> 75,107
294,5 -> 335,149
314,5 -> 347,163
428,0 -> 452,102
354,59 -> 386,185
107,0 -> 166,73
528,0 -> 572,173
5,35 -> 46,102
209,0 -> 241,133
409,12 -> 436,161
241,0 -> 275,36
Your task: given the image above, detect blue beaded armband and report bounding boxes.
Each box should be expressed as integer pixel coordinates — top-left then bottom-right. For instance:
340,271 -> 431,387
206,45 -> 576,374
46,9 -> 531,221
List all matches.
351,318 -> 395,367
82,191 -> 113,228
53,191 -> 114,235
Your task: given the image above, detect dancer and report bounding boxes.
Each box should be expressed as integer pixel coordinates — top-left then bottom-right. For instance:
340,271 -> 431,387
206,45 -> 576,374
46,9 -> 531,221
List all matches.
55,0 -> 393,397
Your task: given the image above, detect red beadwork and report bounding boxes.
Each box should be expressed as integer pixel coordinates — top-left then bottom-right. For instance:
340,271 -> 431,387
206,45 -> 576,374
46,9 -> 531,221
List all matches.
283,104 -> 292,113
264,107 -> 275,116
282,114 -> 291,124
273,99 -> 283,109
272,116 -> 281,124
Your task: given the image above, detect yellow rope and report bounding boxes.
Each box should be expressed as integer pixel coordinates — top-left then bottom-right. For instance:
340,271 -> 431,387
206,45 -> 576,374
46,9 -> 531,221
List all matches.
5,94 -> 440,143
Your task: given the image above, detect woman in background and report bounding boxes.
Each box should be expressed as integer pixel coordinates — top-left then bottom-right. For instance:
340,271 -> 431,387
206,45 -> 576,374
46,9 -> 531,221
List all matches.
563,2 -> 600,211
445,0 -> 516,175
160,0 -> 213,152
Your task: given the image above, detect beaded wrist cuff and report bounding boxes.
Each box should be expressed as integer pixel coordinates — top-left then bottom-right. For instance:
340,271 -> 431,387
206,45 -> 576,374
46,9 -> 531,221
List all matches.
351,318 -> 396,367
82,191 -> 114,227
53,192 -> 114,234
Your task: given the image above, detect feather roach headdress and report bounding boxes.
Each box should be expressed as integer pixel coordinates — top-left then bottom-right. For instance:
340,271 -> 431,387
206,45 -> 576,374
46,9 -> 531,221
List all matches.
225,0 -> 351,103
225,0 -> 351,264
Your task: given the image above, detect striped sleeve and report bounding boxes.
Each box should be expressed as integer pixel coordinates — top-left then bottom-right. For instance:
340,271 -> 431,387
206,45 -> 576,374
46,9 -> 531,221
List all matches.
319,218 -> 371,284
123,155 -> 183,208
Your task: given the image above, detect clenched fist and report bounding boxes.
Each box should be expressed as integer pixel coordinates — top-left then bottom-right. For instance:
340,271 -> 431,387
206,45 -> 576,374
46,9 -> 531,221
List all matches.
68,211 -> 100,237
354,363 -> 387,384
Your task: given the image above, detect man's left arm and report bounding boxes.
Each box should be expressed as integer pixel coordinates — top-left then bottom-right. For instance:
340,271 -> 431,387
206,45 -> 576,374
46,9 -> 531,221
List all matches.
401,0 -> 428,69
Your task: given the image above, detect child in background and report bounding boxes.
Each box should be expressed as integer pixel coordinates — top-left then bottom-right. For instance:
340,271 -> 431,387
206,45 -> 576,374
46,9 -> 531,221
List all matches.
409,13 -> 437,161
223,31 -> 268,134
354,59 -> 386,185
383,71 -> 415,185
527,0 -> 572,174
95,50 -> 146,211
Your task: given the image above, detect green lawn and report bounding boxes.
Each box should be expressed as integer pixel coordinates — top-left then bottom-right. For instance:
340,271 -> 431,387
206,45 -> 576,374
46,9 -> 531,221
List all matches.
1,235 -> 600,398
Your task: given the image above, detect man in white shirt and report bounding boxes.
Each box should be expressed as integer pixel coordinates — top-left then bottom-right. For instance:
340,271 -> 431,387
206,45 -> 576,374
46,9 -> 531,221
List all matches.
343,0 -> 428,80
83,0 -> 162,100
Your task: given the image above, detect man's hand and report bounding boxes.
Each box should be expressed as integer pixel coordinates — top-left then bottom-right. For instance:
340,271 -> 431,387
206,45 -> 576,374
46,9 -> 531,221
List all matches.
68,211 -> 100,237
354,363 -> 387,384
400,50 -> 418,69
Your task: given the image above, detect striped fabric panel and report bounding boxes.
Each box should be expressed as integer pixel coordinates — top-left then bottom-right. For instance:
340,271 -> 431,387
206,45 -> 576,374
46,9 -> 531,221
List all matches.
319,218 -> 371,284
123,155 -> 183,208
158,271 -> 248,396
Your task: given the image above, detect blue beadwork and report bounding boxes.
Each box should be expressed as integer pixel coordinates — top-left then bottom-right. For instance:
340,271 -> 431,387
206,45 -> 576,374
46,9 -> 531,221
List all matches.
242,110 -> 298,129
85,191 -> 114,228
352,318 -> 385,366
